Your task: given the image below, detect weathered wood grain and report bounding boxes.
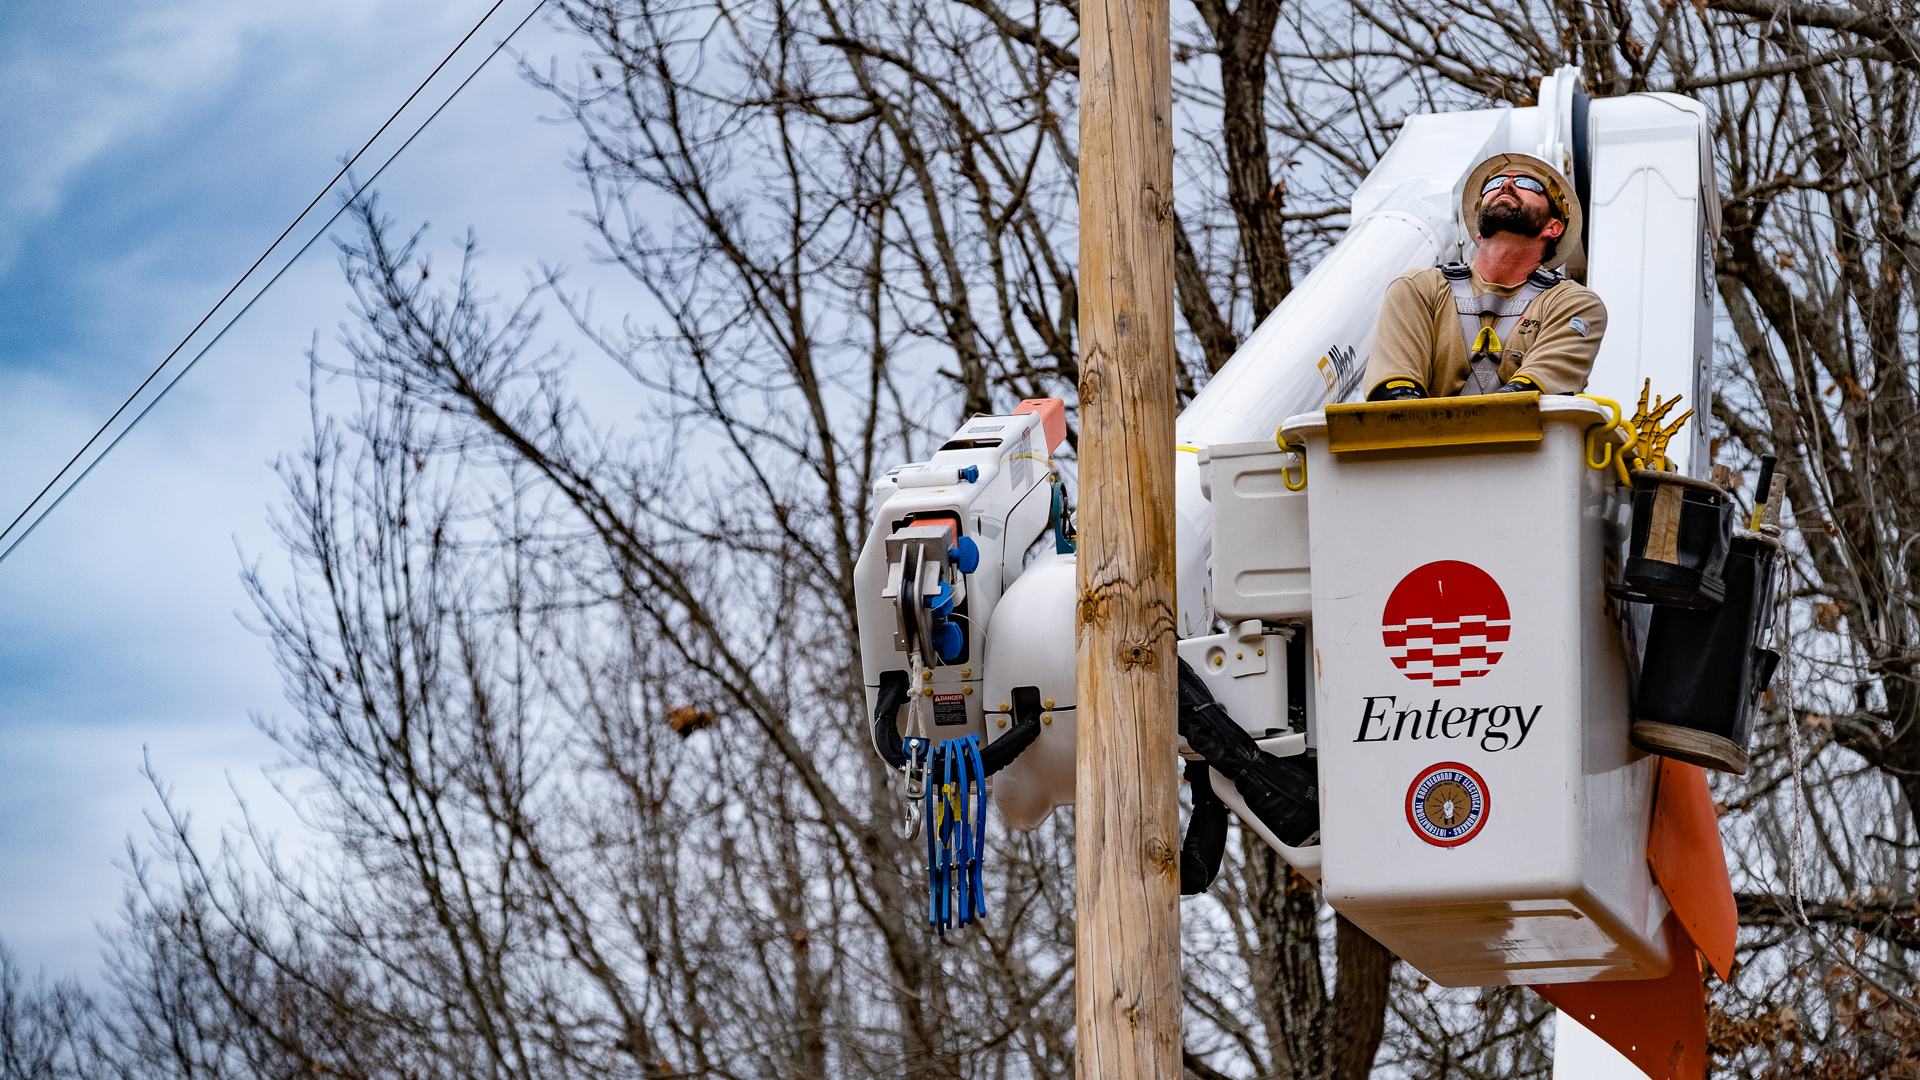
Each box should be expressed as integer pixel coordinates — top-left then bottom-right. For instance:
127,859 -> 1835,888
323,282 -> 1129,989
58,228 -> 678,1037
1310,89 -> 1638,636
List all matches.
1075,0 -> 1180,1071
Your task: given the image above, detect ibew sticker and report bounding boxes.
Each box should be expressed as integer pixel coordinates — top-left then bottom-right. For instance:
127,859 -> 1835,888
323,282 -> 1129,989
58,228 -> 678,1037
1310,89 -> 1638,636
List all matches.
1406,761 -> 1489,847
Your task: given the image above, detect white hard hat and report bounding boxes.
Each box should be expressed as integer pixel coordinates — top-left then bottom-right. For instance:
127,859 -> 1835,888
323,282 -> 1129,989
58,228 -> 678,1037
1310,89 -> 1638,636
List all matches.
1461,152 -> 1584,271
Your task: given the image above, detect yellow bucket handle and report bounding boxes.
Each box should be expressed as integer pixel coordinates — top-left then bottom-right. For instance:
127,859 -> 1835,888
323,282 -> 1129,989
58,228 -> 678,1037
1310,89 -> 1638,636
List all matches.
1578,395 -> 1629,482
1274,430 -> 1309,491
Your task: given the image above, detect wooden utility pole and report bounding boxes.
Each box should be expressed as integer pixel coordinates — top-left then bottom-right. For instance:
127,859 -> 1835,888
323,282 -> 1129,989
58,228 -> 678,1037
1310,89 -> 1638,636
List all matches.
1075,0 -> 1180,1069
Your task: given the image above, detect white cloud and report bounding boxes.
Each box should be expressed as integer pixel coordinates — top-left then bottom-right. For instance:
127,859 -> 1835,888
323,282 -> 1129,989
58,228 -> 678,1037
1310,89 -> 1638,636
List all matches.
0,0 -> 656,982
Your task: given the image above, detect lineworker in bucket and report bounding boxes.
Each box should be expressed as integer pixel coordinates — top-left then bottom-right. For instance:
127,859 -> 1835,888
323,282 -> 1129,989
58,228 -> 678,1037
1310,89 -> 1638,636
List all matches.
1362,153 -> 1606,401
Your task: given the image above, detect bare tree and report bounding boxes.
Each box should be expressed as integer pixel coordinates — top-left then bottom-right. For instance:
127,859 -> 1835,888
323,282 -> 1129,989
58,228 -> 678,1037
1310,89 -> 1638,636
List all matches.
1241,1 -> 1920,1075
1,946 -> 94,1080
15,1 -> 1915,1078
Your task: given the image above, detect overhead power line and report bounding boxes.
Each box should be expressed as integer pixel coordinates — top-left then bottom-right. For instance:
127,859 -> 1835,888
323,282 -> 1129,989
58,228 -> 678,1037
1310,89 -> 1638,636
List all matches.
0,0 -> 549,568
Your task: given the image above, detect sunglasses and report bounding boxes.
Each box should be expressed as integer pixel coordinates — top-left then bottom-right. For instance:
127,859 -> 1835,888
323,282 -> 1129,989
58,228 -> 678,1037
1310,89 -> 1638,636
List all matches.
1481,173 -> 1549,197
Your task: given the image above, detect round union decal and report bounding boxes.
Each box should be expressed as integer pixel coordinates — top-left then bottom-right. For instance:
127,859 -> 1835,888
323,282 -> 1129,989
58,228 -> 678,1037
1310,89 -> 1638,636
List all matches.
1406,761 -> 1490,847
1382,560 -> 1511,687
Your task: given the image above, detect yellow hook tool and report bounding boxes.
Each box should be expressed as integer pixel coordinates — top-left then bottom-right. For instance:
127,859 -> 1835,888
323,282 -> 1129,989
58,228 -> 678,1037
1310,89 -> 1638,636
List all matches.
1274,430 -> 1308,490
1579,395 -> 1628,480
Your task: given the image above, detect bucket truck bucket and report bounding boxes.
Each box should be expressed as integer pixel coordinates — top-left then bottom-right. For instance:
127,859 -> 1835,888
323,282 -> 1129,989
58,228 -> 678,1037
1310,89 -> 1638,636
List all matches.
1280,394 -> 1671,987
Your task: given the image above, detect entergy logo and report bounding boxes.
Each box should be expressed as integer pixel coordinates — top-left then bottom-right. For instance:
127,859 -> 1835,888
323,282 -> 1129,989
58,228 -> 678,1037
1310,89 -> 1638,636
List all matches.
1381,561 -> 1510,688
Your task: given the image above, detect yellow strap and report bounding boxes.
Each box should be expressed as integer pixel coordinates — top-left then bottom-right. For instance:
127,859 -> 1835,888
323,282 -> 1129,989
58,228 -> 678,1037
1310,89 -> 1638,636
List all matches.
1472,326 -> 1503,354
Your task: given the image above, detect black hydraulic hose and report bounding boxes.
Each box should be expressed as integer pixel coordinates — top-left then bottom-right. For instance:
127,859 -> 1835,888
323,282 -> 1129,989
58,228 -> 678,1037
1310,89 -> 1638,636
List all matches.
1176,656 -> 1264,776
872,669 -> 912,770
1179,758 -> 1230,895
982,687 -> 1044,775
1177,657 -> 1320,847
1234,751 -> 1320,848
875,671 -> 1042,775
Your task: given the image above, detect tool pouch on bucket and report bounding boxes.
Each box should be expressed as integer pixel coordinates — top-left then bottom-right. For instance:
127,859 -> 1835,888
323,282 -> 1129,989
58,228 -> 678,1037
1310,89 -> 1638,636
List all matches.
1630,529 -> 1781,774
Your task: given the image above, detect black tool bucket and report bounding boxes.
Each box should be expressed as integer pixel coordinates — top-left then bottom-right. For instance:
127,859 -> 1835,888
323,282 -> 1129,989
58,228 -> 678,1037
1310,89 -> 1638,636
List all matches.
1630,530 -> 1781,774
1611,470 -> 1732,609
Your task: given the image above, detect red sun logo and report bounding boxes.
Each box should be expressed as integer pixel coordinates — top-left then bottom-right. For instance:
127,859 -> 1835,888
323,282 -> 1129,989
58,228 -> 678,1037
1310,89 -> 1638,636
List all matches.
1381,561 -> 1511,687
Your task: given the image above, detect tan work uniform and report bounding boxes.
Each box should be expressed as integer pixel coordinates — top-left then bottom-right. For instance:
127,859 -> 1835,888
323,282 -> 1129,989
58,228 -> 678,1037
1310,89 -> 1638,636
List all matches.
1363,266 -> 1607,398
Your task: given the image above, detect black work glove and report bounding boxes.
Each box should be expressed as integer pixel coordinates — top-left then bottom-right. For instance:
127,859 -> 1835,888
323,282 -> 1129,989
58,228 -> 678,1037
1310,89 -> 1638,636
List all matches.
1495,379 -> 1536,393
1368,378 -> 1426,402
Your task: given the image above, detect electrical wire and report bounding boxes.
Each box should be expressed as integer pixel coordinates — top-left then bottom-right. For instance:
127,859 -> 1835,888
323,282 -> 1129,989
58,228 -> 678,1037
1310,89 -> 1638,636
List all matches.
2,0 -> 518,556
0,0 -> 549,568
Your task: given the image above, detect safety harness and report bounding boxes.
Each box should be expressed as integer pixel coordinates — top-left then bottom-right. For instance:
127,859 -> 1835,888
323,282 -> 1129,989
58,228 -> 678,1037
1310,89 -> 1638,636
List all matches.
1442,262 -> 1562,395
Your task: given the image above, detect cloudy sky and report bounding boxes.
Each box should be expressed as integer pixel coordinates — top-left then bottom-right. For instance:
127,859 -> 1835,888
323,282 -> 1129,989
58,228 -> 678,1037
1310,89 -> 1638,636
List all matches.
0,0 -> 643,981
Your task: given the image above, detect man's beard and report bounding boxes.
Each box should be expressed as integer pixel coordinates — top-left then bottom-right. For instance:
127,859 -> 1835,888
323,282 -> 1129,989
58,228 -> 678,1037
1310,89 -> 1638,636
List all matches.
1477,196 -> 1554,241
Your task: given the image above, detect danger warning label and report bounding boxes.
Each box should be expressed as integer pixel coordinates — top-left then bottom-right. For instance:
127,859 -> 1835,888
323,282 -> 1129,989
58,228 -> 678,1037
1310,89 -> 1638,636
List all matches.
933,693 -> 969,726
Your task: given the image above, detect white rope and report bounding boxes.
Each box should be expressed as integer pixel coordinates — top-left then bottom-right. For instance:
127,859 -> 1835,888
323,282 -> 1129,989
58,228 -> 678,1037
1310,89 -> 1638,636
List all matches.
894,644 -> 934,840
905,647 -> 930,742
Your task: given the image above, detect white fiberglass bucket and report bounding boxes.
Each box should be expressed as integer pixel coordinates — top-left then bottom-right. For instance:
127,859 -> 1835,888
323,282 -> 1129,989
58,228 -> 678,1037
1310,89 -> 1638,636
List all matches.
1282,396 -> 1669,987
